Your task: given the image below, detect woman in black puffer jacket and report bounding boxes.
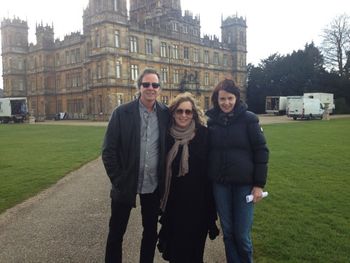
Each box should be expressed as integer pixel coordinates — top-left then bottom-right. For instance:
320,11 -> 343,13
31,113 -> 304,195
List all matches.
206,79 -> 269,263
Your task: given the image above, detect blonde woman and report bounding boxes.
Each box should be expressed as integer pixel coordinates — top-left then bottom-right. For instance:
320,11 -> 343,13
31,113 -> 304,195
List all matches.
158,92 -> 219,263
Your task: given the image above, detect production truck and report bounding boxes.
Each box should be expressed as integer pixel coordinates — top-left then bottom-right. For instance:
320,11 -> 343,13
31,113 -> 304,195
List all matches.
286,96 -> 324,120
0,97 -> 28,123
303,93 -> 335,113
265,96 -> 287,115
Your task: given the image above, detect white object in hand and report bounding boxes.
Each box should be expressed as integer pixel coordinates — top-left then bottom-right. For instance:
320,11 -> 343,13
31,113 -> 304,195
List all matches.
246,192 -> 268,203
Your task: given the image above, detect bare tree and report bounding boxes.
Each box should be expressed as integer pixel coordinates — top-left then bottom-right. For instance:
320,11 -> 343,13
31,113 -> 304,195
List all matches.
321,14 -> 350,76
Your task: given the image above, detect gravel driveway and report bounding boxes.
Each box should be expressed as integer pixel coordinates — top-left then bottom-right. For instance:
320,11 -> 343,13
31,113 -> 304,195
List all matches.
0,159 -> 225,263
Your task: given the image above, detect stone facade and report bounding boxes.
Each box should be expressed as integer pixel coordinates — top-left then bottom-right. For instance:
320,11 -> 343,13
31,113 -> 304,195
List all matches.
1,0 -> 247,121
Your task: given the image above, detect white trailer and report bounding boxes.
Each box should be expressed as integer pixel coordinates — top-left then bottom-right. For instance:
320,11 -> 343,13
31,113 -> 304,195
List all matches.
287,96 -> 324,120
303,93 -> 335,113
265,96 -> 288,115
0,97 -> 28,123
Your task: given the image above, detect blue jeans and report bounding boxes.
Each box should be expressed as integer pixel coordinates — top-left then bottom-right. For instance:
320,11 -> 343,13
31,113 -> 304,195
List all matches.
213,183 -> 254,263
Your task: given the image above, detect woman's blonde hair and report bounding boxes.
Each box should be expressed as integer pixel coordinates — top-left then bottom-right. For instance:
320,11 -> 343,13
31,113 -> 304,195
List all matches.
169,92 -> 207,126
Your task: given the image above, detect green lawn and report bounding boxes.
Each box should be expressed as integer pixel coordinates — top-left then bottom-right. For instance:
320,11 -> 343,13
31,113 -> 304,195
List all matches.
0,119 -> 349,262
0,124 -> 106,214
253,118 -> 350,262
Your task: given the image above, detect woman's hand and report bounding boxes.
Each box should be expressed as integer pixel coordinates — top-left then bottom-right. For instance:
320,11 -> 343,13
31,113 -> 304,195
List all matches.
251,186 -> 264,203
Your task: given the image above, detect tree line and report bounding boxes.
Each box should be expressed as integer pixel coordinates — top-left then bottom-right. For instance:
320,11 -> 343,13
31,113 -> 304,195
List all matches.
247,14 -> 350,114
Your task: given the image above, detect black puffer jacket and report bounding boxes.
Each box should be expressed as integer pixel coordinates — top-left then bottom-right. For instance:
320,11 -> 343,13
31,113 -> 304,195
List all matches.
206,102 -> 269,187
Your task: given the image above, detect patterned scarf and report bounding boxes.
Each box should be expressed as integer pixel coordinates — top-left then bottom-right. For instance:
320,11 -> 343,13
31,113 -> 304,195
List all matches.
160,120 -> 196,211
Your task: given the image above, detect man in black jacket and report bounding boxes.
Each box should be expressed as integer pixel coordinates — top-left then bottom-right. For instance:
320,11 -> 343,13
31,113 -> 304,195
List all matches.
102,68 -> 169,263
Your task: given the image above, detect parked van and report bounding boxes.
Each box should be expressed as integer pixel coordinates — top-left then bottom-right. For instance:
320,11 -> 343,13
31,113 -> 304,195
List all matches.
287,96 -> 324,120
304,93 -> 335,113
265,96 -> 287,115
0,97 -> 28,123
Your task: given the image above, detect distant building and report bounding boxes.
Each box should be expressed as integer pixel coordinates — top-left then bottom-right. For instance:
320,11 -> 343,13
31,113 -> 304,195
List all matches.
0,89 -> 3,97
1,0 -> 247,121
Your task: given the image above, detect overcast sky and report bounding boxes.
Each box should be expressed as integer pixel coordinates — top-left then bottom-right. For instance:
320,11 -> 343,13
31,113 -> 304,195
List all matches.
0,0 -> 348,91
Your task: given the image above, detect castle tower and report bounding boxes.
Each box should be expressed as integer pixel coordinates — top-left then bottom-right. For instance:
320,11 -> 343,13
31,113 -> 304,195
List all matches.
221,15 -> 247,99
1,18 -> 28,97
130,0 -> 182,24
83,0 -> 128,32
35,23 -> 54,49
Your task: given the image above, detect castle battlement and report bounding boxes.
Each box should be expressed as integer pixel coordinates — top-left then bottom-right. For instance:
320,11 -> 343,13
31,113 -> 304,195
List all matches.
222,15 -> 246,27
1,17 -> 28,28
36,22 -> 54,34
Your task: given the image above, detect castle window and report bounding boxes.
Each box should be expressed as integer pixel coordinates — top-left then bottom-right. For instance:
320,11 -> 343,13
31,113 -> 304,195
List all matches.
114,30 -> 120,48
97,63 -> 102,79
223,54 -> 228,66
172,45 -> 179,59
173,23 -> 178,32
18,79 -> 24,91
173,69 -> 179,84
204,72 -> 209,85
115,60 -> 121,78
18,59 -> 24,70
160,42 -> 167,57
56,53 -> 60,66
130,64 -> 139,81
145,39 -> 153,54
204,50 -> 209,64
240,31 -> 245,45
193,48 -> 199,63
76,48 -> 81,62
183,25 -> 188,34
161,68 -> 168,83
184,47 -> 189,59
129,36 -> 138,53
56,75 -> 61,90
65,51 -> 69,64
213,52 -> 219,65
95,31 -> 101,48
71,50 -> 76,64
214,73 -> 219,85
65,73 -> 70,87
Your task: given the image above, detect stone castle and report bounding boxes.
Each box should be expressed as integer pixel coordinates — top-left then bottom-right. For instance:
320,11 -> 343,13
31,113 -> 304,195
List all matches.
1,0 -> 247,120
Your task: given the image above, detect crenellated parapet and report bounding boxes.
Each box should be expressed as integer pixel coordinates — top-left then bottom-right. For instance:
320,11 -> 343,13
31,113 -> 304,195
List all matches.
222,15 -> 247,27
54,32 -> 84,48
1,17 -> 28,28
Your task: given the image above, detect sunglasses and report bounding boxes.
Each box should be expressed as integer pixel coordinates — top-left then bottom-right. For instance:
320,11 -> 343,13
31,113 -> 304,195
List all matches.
175,109 -> 193,115
141,82 -> 160,89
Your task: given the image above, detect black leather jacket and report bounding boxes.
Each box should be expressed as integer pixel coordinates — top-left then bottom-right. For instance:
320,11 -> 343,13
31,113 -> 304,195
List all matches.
102,99 -> 170,206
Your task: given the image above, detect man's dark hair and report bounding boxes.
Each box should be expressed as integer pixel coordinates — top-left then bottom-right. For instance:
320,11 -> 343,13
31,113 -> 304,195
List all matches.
137,68 -> 161,88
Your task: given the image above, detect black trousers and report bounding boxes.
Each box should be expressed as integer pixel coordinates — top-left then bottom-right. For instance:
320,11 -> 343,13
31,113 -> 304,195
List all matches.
105,190 -> 160,263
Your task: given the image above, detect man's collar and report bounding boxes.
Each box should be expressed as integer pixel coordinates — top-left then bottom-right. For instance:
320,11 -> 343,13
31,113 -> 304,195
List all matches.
139,99 -> 157,112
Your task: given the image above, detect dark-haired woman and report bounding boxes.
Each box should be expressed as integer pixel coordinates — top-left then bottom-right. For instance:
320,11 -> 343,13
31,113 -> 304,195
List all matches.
206,79 -> 269,263
158,92 -> 219,263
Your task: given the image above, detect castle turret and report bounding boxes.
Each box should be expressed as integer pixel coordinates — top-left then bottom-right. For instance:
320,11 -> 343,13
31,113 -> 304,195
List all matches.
130,0 -> 182,24
35,23 -> 54,49
83,0 -> 128,33
221,15 -> 247,99
1,18 -> 28,97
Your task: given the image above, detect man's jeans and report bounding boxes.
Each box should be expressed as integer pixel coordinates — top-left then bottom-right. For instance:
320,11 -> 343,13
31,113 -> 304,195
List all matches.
213,183 -> 254,263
